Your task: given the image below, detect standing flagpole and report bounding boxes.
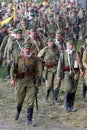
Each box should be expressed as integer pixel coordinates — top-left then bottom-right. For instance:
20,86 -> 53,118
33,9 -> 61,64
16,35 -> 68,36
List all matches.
13,3 -> 17,24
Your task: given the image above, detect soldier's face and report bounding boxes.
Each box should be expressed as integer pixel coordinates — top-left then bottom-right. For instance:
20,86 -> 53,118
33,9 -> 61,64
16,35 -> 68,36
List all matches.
16,34 -> 23,39
47,41 -> 54,47
56,34 -> 62,40
66,43 -> 73,50
30,31 -> 36,38
23,48 -> 31,55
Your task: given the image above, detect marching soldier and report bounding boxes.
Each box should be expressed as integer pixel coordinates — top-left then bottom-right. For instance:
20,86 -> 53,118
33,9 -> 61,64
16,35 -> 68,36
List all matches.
79,9 -> 87,40
0,27 -> 15,78
10,42 -> 41,125
26,28 -> 47,54
0,25 -> 8,66
54,30 -> 66,53
38,38 -> 60,104
82,49 -> 87,90
70,10 -> 80,41
52,30 -> 66,101
57,37 -> 83,111
6,29 -> 25,78
47,19 -> 57,39
82,34 -> 87,97
7,29 -> 25,61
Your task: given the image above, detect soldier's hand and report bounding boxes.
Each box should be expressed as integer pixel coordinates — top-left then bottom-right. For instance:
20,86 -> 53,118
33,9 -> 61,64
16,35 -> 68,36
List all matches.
11,80 -> 16,87
57,77 -> 61,81
80,69 -> 84,77
7,59 -> 11,64
80,72 -> 84,77
34,83 -> 38,88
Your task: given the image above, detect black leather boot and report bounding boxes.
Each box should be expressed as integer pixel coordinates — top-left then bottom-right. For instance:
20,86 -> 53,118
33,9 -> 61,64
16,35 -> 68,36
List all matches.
54,90 -> 59,103
27,107 -> 33,125
45,90 -> 50,102
82,86 -> 87,98
15,106 -> 22,120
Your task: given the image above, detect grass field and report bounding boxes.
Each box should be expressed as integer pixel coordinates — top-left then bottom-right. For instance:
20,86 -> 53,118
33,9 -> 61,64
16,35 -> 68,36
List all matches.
0,71 -> 87,130
0,0 -> 86,129
0,41 -> 87,130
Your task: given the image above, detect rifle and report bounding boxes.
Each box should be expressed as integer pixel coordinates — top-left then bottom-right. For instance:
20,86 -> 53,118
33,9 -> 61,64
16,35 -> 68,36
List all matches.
15,39 -> 22,51
76,50 -> 83,76
35,88 -> 39,111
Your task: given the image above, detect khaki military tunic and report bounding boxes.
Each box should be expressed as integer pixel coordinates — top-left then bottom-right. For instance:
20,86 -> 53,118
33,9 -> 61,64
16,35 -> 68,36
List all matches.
0,35 -> 9,56
38,46 -> 60,91
80,44 -> 87,85
57,50 -> 80,93
7,38 -> 25,61
10,54 -> 41,107
47,24 -> 57,38
82,50 -> 87,86
54,39 -> 66,53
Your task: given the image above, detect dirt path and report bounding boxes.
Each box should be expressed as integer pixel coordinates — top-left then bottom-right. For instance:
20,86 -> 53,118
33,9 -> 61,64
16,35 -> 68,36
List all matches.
0,79 -> 87,130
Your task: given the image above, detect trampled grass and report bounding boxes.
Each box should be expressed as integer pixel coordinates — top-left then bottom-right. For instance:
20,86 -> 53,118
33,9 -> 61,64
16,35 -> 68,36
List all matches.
0,20 -> 86,129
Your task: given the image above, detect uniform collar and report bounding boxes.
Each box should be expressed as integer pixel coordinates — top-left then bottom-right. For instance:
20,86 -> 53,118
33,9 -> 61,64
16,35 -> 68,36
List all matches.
66,48 -> 75,55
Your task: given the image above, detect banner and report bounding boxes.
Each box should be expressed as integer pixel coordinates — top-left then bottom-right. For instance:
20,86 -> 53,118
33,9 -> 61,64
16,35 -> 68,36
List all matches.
13,4 -> 17,21
0,16 -> 13,26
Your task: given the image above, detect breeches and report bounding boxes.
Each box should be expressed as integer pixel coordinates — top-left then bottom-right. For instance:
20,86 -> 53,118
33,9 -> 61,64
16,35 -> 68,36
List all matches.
15,79 -> 35,108
45,72 -> 61,91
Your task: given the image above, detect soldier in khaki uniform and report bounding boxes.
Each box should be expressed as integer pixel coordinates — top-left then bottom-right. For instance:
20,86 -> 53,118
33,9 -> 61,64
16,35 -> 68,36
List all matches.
54,30 -> 66,53
82,34 -> 87,97
47,19 -> 57,39
82,49 -> 87,88
7,29 -> 25,62
53,30 -> 66,101
57,37 -> 83,111
6,29 -> 25,78
0,28 -> 15,78
0,25 -> 8,66
29,28 -> 47,52
38,38 -> 60,104
10,42 -> 41,125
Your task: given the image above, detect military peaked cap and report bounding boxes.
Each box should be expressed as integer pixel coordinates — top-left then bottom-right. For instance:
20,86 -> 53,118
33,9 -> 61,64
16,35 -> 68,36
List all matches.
23,43 -> 32,48
47,38 -> 54,42
56,30 -> 63,35
15,29 -> 22,34
65,37 -> 75,45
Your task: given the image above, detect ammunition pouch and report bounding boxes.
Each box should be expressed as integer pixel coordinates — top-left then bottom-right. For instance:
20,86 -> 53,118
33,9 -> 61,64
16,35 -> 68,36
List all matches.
63,67 -> 79,72
73,69 -> 79,81
63,66 -> 70,72
16,72 -> 35,79
63,66 -> 79,80
73,73 -> 79,81
45,62 -> 58,68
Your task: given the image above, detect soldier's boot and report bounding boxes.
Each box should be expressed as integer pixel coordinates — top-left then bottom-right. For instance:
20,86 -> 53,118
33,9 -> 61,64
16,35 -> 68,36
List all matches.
82,86 -> 87,98
27,107 -> 33,125
15,106 -> 22,120
6,64 -> 11,79
53,90 -> 59,104
45,90 -> 50,102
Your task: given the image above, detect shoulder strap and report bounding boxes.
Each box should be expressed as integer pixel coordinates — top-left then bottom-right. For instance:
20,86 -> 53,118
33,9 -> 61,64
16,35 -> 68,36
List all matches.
15,39 -> 22,51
